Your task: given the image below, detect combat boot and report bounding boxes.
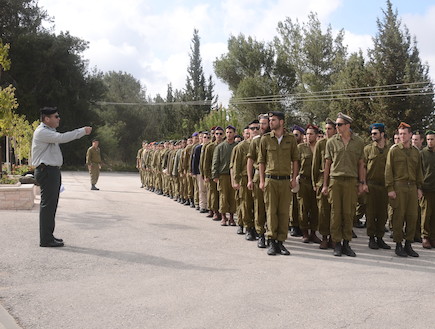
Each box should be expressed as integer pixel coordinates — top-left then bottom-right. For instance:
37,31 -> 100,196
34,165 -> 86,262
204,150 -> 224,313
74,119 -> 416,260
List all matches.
395,242 -> 408,257
404,241 -> 419,257
333,241 -> 342,257
267,239 -> 277,256
301,229 -> 310,243
368,237 -> 379,249
342,240 -> 356,257
277,241 -> 290,255
319,235 -> 329,249
257,234 -> 266,248
376,237 -> 391,249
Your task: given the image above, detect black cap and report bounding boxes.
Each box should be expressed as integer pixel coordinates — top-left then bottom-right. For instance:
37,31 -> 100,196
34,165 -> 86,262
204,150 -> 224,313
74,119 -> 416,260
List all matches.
40,107 -> 58,115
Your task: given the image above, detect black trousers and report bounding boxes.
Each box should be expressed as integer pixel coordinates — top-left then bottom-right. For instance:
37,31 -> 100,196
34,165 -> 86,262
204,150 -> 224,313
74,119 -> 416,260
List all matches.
35,166 -> 61,244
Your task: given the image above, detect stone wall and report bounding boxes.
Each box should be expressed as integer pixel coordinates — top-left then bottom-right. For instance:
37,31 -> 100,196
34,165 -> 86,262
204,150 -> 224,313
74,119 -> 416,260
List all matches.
0,184 -> 35,210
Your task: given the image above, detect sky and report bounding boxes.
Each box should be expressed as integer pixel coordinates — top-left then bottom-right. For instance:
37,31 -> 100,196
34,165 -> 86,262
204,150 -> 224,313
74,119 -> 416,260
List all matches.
37,0 -> 435,106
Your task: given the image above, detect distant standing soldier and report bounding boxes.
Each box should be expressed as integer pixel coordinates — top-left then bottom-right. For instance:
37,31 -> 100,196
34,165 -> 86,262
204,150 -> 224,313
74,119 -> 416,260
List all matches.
385,122 -> 423,257
136,141 -> 147,188
86,139 -> 102,191
419,130 -> 435,249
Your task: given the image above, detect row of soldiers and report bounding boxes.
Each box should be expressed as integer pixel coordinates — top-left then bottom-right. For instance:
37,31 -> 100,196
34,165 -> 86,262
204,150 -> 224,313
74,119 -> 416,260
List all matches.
136,112 -> 435,257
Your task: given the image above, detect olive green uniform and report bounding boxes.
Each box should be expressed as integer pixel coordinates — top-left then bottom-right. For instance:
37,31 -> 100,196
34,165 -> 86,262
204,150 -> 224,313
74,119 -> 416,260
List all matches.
212,140 -> 237,214
325,134 -> 364,242
232,140 -> 254,229
203,142 -> 219,212
86,146 -> 102,185
137,147 -> 145,186
385,143 -> 423,242
297,143 -> 318,231
311,138 -> 331,237
258,131 -> 299,242
419,146 -> 435,241
247,135 -> 266,235
364,141 -> 389,238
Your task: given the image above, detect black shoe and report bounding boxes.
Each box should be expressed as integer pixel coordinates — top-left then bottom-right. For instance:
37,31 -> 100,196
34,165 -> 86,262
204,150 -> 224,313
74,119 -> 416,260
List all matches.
40,240 -> 64,247
245,228 -> 256,241
368,237 -> 379,249
395,242 -> 408,257
333,241 -> 342,256
342,240 -> 356,257
91,185 -> 99,190
376,237 -> 391,249
404,241 -> 419,257
184,200 -> 190,206
290,226 -> 302,237
267,240 -> 277,255
190,203 -> 196,208
277,241 -> 290,255
236,226 -> 244,235
414,237 -> 422,243
352,230 -> 358,238
54,237 -> 63,243
196,206 -> 200,210
257,234 -> 266,248
199,208 -> 208,213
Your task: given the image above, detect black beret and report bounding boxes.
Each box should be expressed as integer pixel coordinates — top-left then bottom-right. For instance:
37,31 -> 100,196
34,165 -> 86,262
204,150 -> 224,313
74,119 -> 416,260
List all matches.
40,107 -> 58,115
268,111 -> 285,120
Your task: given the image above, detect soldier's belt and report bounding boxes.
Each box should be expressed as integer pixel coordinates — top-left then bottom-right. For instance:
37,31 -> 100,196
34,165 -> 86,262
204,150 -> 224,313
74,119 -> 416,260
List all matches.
394,181 -> 416,187
265,174 -> 291,180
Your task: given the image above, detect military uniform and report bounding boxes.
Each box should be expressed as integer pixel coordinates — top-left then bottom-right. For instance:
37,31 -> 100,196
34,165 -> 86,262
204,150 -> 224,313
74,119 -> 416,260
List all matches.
212,140 -> 237,224
203,141 -> 220,218
325,133 -> 364,243
86,145 -> 102,188
311,138 -> 332,247
364,141 -> 390,247
385,142 -> 423,256
297,143 -> 318,241
232,139 -> 255,238
258,130 -> 299,243
247,135 -> 266,238
419,145 -> 435,247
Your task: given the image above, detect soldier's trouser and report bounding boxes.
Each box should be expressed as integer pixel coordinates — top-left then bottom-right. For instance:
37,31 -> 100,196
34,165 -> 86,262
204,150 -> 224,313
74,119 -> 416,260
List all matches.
253,178 -> 266,235
317,187 -> 331,236
89,164 -> 100,185
297,178 -> 318,230
390,183 -> 418,242
180,175 -> 187,199
415,204 -> 422,239
218,174 -> 236,214
140,169 -> 145,186
35,165 -> 61,245
264,178 -> 292,242
174,176 -> 180,198
420,191 -> 435,240
366,183 -> 388,238
239,176 -> 254,229
196,175 -> 207,209
194,176 -> 199,205
235,188 -> 243,226
208,180 -> 219,212
328,177 -> 358,242
289,193 -> 299,227
188,175 -> 194,199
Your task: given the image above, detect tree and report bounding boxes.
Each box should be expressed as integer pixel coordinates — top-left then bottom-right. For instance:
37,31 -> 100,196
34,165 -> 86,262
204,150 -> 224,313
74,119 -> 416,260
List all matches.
275,12 -> 347,124
214,34 -> 296,123
182,29 -> 214,134
367,0 -> 434,134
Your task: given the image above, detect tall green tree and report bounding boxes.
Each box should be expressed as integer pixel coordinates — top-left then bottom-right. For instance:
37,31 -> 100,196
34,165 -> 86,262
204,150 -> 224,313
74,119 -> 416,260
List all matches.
368,0 -> 434,133
275,12 -> 347,124
214,34 -> 296,123
182,29 -> 214,134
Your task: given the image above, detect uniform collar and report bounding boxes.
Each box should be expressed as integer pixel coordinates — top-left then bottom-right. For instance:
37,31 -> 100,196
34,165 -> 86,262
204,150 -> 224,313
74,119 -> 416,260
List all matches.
41,122 -> 56,131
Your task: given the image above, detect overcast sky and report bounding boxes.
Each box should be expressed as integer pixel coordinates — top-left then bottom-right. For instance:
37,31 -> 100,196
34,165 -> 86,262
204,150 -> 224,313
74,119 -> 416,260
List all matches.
38,0 -> 435,106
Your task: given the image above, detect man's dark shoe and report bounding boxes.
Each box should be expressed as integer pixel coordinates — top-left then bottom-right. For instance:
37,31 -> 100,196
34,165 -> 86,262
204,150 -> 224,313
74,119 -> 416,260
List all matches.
236,226 -> 244,235
368,237 -> 379,249
91,185 -> 99,190
257,234 -> 266,248
40,240 -> 64,247
206,210 -> 214,218
245,228 -> 256,241
267,240 -> 277,255
277,241 -> 290,255
354,219 -> 365,228
54,237 -> 63,243
422,238 -> 432,249
199,208 -> 208,213
319,236 -> 329,249
290,226 -> 302,237
333,241 -> 342,256
377,237 -> 391,249
184,199 -> 190,206
414,236 -> 422,243
404,241 -> 419,257
395,242 -> 408,257
342,240 -> 356,257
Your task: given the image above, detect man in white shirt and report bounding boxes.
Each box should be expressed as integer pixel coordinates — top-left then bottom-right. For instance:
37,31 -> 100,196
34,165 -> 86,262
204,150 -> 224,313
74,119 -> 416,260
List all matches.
32,107 -> 92,247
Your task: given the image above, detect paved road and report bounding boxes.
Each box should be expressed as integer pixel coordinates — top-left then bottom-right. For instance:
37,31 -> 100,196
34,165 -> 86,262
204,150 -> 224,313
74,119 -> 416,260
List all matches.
1,171 -> 435,329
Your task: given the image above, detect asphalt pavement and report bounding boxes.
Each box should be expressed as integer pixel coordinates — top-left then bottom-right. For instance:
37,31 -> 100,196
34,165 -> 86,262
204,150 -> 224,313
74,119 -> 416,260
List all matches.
1,171 -> 435,329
